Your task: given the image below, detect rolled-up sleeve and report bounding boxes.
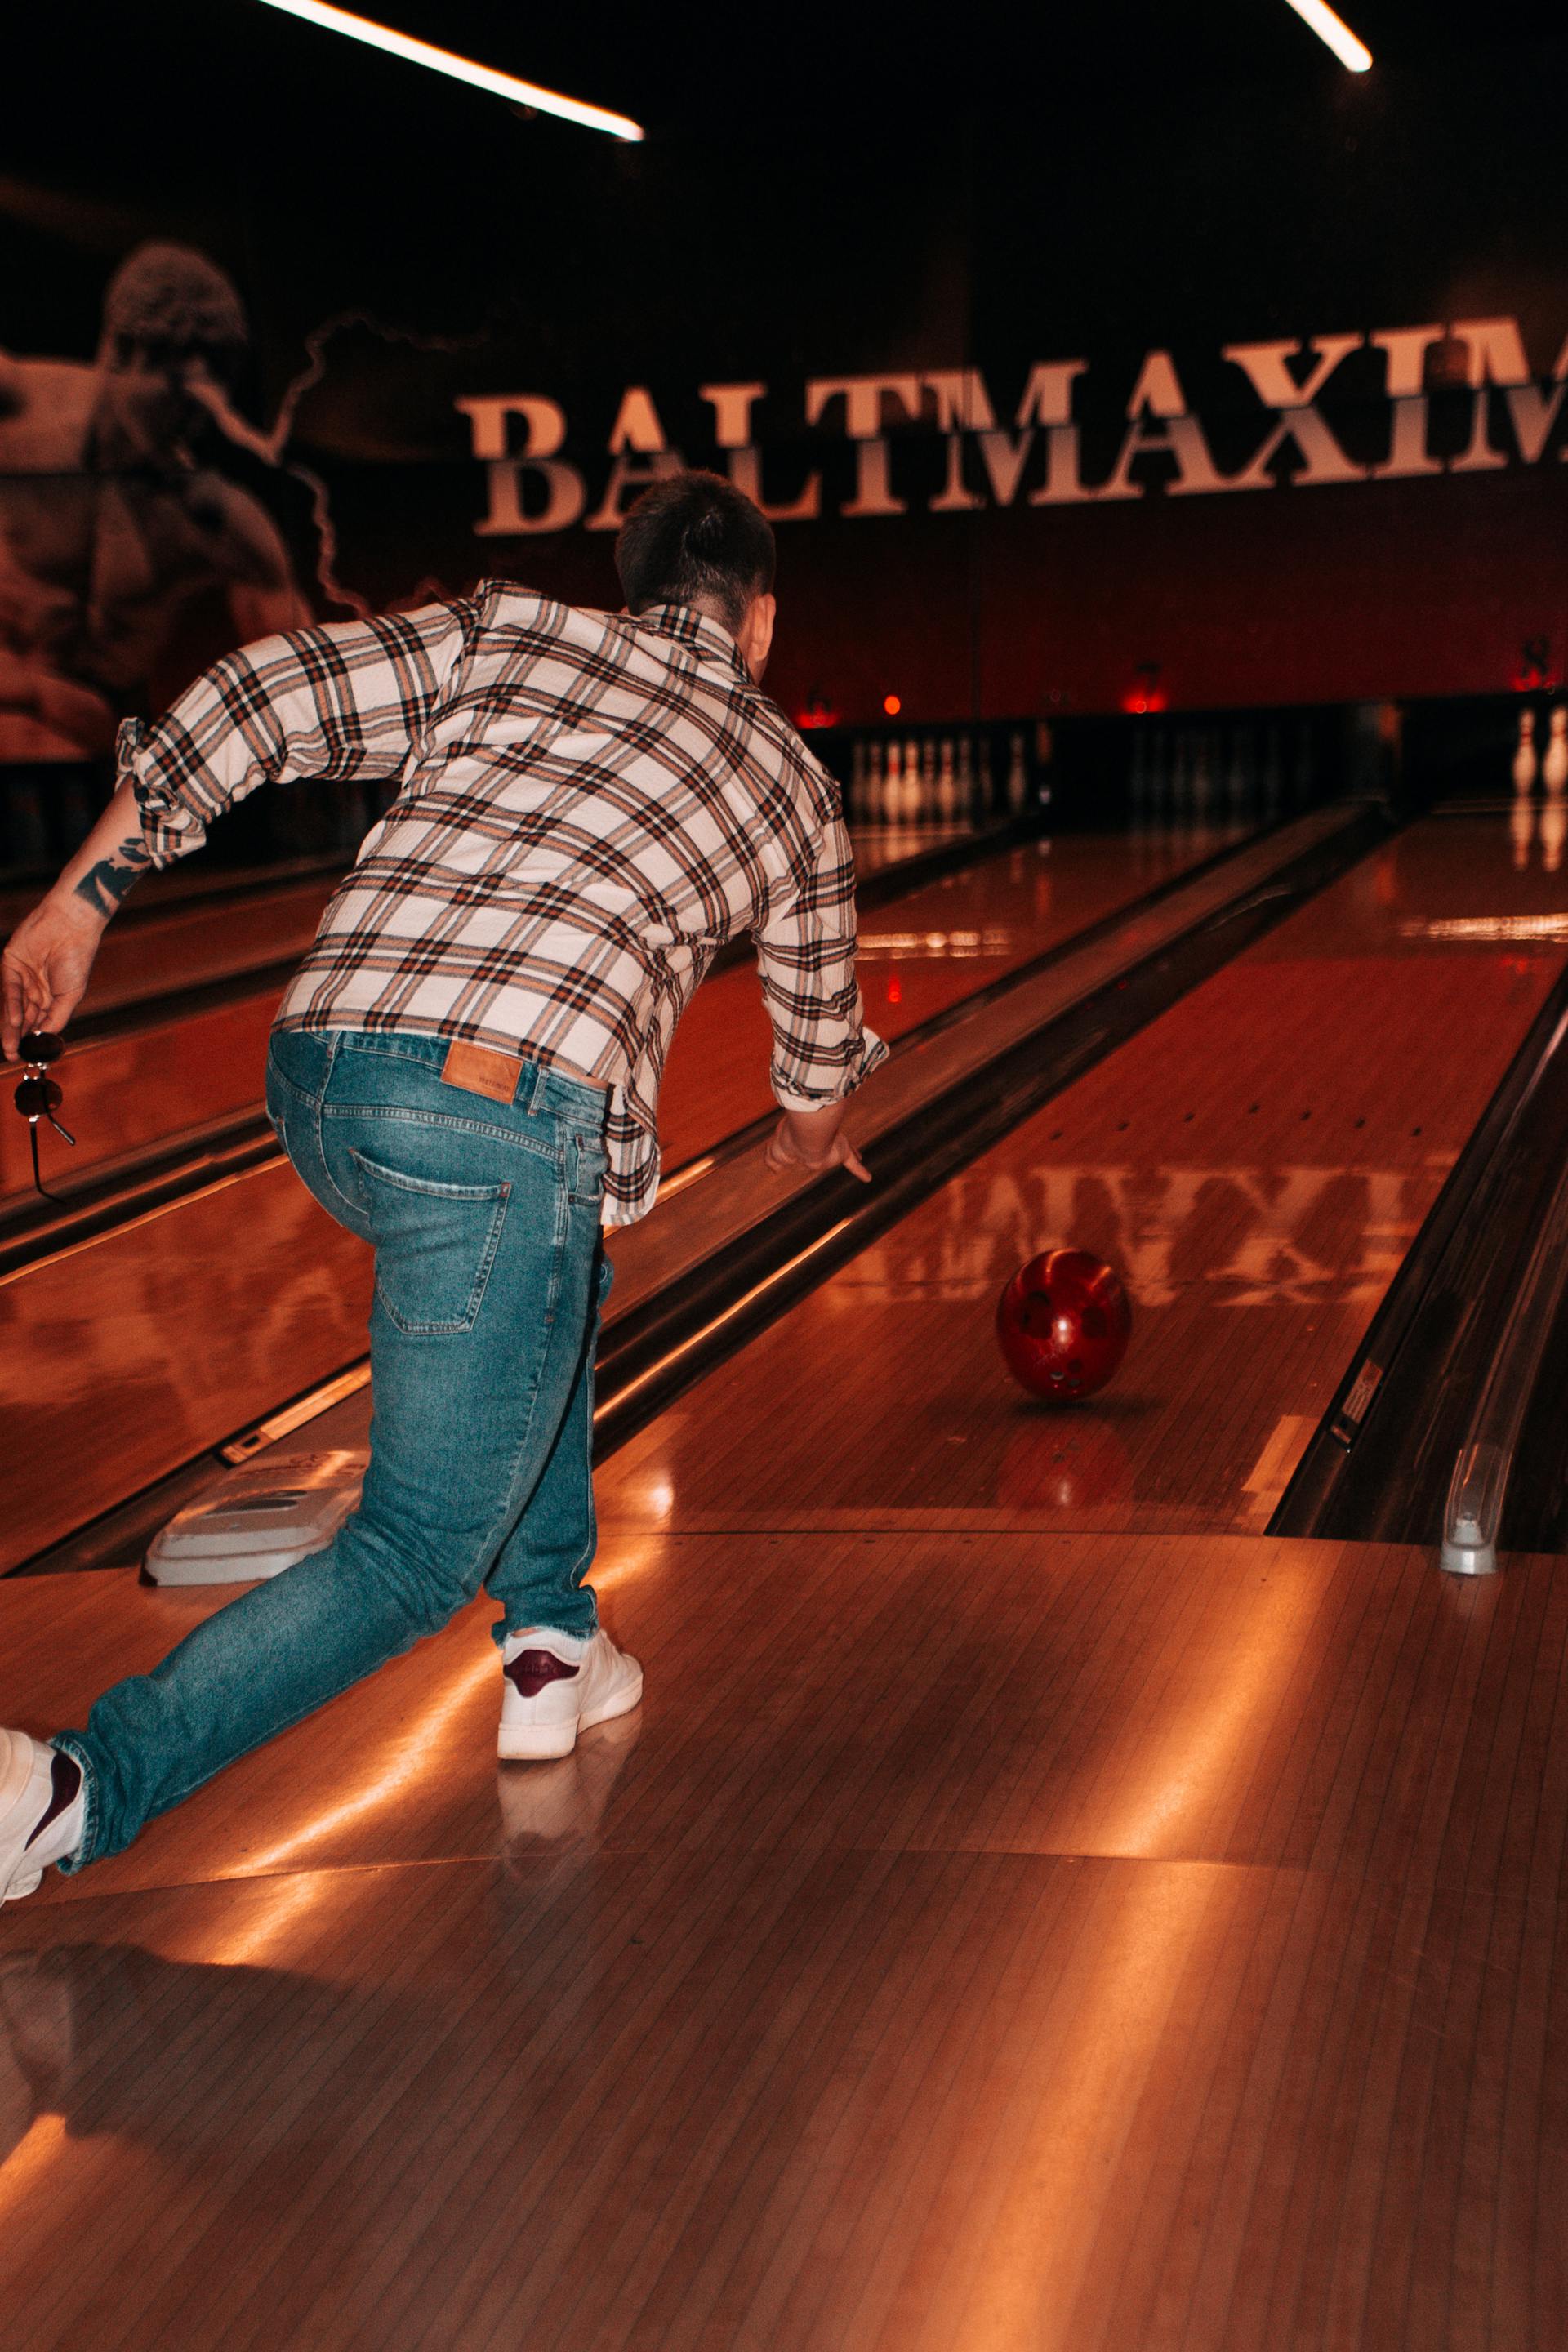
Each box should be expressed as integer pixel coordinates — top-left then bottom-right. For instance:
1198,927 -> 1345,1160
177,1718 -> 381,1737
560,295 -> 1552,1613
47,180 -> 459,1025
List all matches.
118,599 -> 475,866
754,808 -> 888,1111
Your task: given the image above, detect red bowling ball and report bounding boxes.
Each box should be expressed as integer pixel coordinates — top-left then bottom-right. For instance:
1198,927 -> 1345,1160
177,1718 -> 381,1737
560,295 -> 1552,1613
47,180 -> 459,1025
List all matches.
996,1248 -> 1132,1402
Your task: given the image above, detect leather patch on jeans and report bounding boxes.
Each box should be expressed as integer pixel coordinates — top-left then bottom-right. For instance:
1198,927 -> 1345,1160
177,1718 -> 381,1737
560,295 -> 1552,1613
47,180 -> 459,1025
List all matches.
441,1040 -> 523,1105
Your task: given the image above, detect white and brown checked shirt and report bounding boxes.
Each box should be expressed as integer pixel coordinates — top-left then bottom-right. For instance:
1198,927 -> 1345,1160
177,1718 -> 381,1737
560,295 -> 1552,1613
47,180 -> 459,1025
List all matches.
118,584 -> 887,1225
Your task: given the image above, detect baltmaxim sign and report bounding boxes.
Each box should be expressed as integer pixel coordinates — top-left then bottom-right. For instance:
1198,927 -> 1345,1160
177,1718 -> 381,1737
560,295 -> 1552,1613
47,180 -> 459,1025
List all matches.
456,316 -> 1568,537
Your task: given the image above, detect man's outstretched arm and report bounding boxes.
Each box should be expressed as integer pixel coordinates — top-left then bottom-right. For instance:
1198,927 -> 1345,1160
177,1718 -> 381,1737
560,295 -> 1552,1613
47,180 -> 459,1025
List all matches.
0,599 -> 477,1060
2,779 -> 151,1053
753,797 -> 889,1183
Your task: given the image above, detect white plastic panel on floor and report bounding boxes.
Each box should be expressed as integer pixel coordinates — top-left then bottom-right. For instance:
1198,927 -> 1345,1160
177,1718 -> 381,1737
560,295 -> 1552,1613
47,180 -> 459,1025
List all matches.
145,1450 -> 368,1584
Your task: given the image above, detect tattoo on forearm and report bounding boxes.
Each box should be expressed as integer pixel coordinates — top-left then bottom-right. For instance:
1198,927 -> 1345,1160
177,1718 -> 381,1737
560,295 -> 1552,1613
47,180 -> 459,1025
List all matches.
74,838 -> 152,916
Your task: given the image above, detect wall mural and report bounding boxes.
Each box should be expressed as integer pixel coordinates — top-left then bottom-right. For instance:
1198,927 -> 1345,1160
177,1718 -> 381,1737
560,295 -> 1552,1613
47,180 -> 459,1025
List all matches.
3,238 -> 1567,774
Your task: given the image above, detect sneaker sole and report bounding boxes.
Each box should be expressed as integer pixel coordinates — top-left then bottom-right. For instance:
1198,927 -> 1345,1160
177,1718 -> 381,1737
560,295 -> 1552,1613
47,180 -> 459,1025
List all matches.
497,1666 -> 644,1762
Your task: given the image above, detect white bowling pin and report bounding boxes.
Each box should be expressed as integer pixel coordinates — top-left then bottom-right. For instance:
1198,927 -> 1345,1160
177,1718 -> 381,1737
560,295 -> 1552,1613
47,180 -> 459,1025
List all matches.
868,738 -> 887,822
937,737 -> 957,823
1512,708 -> 1539,796
902,738 -> 921,820
1544,797 -> 1566,874
1544,706 -> 1568,796
1006,732 -> 1028,816
956,736 -> 975,818
883,738 -> 902,822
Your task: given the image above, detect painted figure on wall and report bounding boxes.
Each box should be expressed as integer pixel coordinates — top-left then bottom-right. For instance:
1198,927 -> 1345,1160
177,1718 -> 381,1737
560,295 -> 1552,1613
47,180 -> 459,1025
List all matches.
0,242 -> 310,766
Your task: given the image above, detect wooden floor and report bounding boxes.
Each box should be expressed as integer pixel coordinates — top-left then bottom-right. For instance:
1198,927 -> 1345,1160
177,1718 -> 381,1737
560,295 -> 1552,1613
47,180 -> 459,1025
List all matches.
2,1522 -> 1564,2350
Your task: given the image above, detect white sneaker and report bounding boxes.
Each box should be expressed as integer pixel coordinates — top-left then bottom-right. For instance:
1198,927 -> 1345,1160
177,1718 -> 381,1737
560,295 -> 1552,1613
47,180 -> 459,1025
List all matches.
1,1731 -> 85,1904
498,1628 -> 644,1762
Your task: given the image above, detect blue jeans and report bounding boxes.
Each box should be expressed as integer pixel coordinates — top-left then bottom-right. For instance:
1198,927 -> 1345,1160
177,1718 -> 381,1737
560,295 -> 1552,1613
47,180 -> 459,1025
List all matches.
56,1027 -> 612,1869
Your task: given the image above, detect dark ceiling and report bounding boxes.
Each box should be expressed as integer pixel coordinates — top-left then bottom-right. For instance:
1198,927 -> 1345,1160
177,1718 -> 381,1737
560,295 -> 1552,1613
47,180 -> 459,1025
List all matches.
3,2 -> 1564,372
7,1 -> 1567,154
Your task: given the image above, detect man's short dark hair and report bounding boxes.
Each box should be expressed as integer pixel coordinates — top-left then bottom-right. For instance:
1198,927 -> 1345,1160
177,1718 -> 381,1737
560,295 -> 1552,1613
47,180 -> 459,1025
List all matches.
615,470 -> 775,632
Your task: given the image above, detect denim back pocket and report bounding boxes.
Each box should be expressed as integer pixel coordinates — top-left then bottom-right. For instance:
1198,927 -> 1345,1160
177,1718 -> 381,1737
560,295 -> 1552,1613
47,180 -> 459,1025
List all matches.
349,1147 -> 511,1336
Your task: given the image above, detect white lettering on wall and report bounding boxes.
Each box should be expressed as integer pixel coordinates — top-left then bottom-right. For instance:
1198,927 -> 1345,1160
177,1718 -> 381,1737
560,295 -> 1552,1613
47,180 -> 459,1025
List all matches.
458,313 -> 1568,535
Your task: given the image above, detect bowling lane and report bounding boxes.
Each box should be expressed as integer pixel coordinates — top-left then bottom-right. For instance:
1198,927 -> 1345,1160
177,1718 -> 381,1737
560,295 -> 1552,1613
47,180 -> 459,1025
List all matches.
596,814 -> 1568,1541
657,817 -> 1245,1165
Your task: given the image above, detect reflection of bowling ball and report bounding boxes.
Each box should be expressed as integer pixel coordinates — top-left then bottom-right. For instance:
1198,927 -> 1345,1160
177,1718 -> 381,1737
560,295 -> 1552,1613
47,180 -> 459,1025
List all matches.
996,1249 -> 1132,1402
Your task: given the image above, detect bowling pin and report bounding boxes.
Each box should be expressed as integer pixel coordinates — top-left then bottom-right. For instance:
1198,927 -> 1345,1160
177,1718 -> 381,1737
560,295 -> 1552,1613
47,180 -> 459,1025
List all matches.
978,736 -> 995,817
936,737 -> 957,823
957,735 -> 975,821
1510,796 -> 1535,871
1544,796 -> 1566,875
868,738 -> 887,822
1006,731 -> 1028,817
920,736 -> 938,818
1544,707 -> 1568,796
1513,708 -> 1539,796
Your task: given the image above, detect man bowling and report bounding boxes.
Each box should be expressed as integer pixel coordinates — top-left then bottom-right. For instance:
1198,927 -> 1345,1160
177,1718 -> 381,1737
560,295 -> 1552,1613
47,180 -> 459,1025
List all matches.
0,470 -> 885,1901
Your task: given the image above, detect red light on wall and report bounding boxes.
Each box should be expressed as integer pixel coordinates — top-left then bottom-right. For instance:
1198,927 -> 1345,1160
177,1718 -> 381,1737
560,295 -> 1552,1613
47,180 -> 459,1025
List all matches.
1514,635 -> 1560,693
883,693 -> 902,717
1122,660 -> 1166,715
797,691 -> 840,731
887,977 -> 902,1005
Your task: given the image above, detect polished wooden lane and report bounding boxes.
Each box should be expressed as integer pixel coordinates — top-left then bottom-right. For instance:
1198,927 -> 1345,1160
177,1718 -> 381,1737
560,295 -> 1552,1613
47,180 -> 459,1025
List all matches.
0,1161 -> 374,1565
598,816 -> 1568,1540
1,1522 -> 1563,2349
657,822 -> 1242,1167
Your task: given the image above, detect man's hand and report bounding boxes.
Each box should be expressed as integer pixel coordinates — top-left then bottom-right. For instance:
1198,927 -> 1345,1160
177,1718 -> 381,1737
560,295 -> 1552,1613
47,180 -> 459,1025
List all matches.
764,1102 -> 871,1183
2,890 -> 106,1059
1,776 -> 155,1058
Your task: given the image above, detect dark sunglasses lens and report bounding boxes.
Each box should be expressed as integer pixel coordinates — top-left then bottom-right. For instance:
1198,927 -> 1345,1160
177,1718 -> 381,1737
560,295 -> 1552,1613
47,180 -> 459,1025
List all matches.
19,1031 -> 65,1066
13,1075 -> 63,1118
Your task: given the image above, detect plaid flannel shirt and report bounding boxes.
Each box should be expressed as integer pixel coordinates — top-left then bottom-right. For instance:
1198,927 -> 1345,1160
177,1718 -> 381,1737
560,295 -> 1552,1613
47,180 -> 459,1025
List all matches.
118,584 -> 887,1224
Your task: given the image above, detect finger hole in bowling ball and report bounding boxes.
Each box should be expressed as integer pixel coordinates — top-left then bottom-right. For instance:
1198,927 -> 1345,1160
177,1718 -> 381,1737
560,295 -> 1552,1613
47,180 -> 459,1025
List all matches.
1019,1297 -> 1057,1337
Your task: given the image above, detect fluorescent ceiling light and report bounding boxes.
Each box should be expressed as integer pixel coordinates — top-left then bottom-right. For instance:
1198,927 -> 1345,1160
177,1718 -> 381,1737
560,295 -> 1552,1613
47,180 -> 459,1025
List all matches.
1280,0 -> 1373,71
252,0 -> 645,140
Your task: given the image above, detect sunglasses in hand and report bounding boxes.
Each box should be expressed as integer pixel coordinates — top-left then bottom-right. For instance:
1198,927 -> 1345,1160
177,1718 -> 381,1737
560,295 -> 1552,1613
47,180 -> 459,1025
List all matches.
11,1031 -> 75,1202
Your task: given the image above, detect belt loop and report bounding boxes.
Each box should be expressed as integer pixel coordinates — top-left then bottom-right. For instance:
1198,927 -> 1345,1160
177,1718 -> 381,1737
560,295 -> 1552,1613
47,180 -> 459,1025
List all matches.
520,1059 -> 540,1116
